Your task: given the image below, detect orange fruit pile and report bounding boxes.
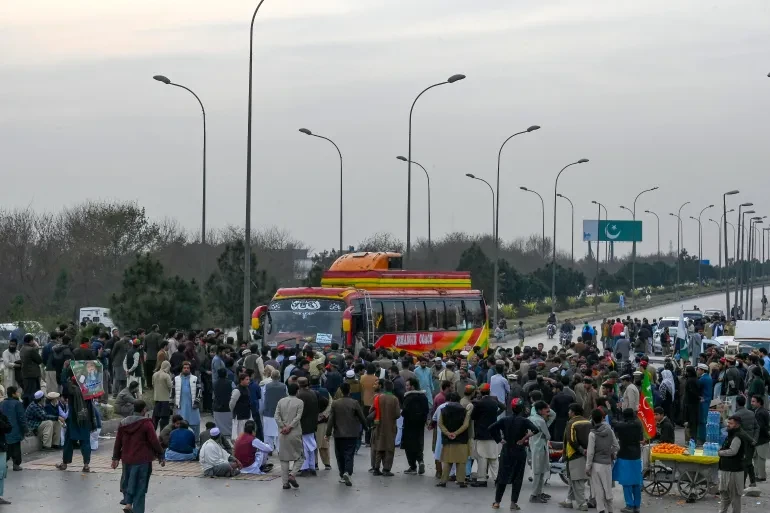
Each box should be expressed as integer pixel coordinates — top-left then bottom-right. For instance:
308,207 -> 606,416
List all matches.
651,443 -> 686,455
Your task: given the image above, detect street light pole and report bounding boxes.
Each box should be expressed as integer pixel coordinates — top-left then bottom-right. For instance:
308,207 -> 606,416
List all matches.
591,200 -> 605,309
153,75 -> 207,245
739,208 -> 756,314
405,74 -> 466,264
244,0 -> 268,343
644,210 -> 660,258
520,187 -> 546,258
466,174 -> 495,239
760,228 -> 770,315
398,156 -> 431,251
551,159 -> 589,303
490,126 -> 540,330
629,187 -> 659,303
675,201 -> 690,299
557,193 -> 575,265
299,129 -> 343,253
696,205 -> 714,286
597,203 -> 608,262
708,218 -> 721,282
734,203 -> 752,316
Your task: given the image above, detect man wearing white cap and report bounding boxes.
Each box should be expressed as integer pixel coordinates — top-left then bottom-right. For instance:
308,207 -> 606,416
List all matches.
25,390 -> 61,450
199,427 -> 241,477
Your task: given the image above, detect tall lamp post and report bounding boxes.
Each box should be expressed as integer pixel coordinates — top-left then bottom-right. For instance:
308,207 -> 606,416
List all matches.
707,218 -> 721,281
749,218 -> 764,317
299,128 -> 343,253
596,202 -> 608,262
675,201 -> 691,299
466,174 -> 495,238
243,0 -> 268,342
557,193 -> 575,265
722,190 -> 740,314
397,156 -> 431,251
696,205 -> 714,286
591,200 -> 605,306
630,187 -> 658,302
405,74 -> 466,263
764,227 -> 770,315
734,202 -> 753,316
550,159 -> 589,303
520,186 -> 546,258
490,126 -> 540,329
153,75 -> 207,245
739,208 -> 756,313
620,206 -> 633,218
644,210 -> 660,258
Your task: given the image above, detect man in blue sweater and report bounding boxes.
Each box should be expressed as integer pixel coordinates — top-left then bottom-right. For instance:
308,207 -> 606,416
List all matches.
165,422 -> 198,461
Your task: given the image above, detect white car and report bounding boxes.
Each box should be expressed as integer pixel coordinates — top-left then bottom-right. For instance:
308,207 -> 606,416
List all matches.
652,317 -> 680,354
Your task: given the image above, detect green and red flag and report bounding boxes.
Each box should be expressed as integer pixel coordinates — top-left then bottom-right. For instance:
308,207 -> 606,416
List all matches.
638,371 -> 656,439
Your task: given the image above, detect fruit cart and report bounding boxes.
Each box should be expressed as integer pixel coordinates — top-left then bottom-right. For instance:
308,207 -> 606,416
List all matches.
643,446 -> 719,500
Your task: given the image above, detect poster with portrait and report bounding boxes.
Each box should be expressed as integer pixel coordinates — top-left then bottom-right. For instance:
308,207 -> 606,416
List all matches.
70,360 -> 104,400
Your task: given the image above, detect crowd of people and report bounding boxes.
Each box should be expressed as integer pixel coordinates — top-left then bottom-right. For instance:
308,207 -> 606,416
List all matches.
1,313 -> 770,512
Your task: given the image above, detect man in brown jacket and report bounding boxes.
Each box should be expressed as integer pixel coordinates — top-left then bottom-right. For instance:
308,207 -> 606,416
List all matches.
371,379 -> 400,476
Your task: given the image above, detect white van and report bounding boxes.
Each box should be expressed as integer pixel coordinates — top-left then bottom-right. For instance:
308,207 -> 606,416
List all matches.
78,307 -> 116,330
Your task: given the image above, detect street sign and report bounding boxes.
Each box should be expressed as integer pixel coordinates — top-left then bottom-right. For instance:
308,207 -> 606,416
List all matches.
582,220 -> 642,242
700,260 -> 710,265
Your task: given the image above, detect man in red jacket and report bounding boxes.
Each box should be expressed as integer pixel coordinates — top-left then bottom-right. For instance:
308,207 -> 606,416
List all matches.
111,400 -> 164,513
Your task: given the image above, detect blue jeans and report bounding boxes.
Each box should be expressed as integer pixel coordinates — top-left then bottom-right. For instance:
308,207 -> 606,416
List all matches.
121,463 -> 152,513
623,484 -> 641,508
0,451 -> 5,496
164,448 -> 198,461
465,457 -> 473,476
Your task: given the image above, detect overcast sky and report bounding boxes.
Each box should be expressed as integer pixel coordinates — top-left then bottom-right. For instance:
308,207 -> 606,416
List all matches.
2,0 -> 769,262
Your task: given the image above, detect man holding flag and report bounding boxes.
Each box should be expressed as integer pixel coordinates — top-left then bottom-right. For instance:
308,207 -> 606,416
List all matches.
674,308 -> 690,363
637,371 -> 657,440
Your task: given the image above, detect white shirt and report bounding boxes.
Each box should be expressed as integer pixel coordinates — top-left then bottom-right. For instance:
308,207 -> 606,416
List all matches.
199,439 -> 230,471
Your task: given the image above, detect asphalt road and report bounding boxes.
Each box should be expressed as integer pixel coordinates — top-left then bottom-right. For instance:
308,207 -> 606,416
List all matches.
507,286 -> 768,353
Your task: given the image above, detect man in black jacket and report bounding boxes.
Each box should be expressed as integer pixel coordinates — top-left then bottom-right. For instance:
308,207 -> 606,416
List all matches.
470,383 -> 504,487
751,395 -> 770,482
400,378 -> 430,475
143,325 -> 162,389
20,334 -> 43,407
653,407 -> 676,444
296,377 -> 320,477
325,382 -> 367,486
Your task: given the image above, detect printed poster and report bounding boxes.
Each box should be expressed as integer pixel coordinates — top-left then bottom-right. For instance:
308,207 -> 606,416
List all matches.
70,360 -> 104,400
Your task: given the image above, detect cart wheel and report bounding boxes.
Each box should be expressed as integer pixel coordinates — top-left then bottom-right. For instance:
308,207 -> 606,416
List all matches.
643,465 -> 672,496
677,470 -> 709,500
559,470 -> 569,485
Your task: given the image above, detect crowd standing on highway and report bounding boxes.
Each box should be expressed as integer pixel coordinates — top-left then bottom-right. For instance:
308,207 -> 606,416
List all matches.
0,314 -> 769,511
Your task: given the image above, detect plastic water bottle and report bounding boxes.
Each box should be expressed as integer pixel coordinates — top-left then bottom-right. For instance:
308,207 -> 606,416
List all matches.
689,439 -> 696,456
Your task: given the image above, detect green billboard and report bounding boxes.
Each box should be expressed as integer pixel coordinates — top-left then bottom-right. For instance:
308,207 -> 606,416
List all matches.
582,220 -> 642,242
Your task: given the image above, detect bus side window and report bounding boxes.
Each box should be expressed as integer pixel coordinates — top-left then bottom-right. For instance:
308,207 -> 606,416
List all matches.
445,300 -> 466,330
383,301 -> 405,332
464,299 -> 484,328
404,301 -> 427,332
369,300 -> 385,333
425,300 -> 446,331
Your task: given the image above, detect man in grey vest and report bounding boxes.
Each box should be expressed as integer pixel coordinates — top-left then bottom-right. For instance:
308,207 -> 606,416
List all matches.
262,370 -> 287,452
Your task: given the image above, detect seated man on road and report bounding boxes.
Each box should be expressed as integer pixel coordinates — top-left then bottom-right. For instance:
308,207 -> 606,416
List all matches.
199,421 -> 234,453
199,428 -> 242,477
115,381 -> 140,417
159,414 -> 184,450
165,421 -> 199,461
25,390 -> 62,450
234,420 -> 273,474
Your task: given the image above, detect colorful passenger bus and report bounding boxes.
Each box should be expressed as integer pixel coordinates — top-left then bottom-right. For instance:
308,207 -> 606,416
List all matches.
251,252 -> 488,355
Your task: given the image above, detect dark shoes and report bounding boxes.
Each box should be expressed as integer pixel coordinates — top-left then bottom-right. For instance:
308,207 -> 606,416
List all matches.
382,470 -> 394,477
418,462 -> 426,475
372,470 -> 383,476
404,468 -> 418,475
470,481 -> 488,487
530,496 -> 548,504
288,475 -> 299,488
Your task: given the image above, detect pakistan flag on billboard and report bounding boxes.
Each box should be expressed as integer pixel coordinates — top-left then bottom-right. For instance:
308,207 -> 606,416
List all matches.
582,220 -> 642,242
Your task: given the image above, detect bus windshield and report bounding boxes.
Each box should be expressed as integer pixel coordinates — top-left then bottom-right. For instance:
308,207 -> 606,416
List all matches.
264,299 -> 345,347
